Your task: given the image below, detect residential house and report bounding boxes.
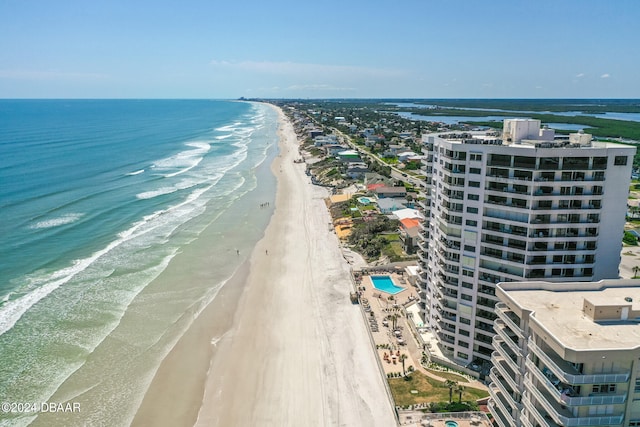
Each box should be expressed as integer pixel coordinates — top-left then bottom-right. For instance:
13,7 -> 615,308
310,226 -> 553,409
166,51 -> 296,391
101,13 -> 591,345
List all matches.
314,134 -> 338,146
374,186 -> 407,198
337,150 -> 362,163
383,144 -> 405,157
323,144 -> 349,156
377,197 -> 406,214
346,163 -> 369,179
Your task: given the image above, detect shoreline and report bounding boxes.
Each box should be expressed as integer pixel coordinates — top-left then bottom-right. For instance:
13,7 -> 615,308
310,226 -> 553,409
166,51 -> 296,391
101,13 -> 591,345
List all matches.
132,104 -> 396,426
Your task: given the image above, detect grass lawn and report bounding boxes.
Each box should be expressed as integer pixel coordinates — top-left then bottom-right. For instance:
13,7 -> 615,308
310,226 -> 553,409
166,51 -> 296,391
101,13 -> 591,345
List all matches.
383,233 -> 401,242
382,241 -> 405,261
388,371 -> 489,407
359,205 -> 377,211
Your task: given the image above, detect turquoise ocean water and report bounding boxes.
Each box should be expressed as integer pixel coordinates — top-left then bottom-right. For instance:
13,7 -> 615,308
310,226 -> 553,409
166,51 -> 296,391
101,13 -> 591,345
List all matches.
0,100 -> 279,425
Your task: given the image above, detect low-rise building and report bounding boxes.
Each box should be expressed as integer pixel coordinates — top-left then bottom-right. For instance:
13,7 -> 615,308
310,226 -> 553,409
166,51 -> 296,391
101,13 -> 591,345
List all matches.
374,186 -> 407,199
337,150 -> 362,163
346,163 -> 369,179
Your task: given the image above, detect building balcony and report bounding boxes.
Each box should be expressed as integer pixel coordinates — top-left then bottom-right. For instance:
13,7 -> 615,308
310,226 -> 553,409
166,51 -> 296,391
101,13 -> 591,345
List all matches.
492,354 -> 520,392
494,319 -> 522,353
522,392 -> 561,427
477,286 -> 496,299
495,303 -> 524,339
489,368 -> 514,395
487,399 -> 512,427
527,338 -> 630,385
519,413 -> 535,427
488,384 -> 516,427
489,369 -> 521,410
493,337 -> 519,372
524,377 -> 624,427
483,210 -> 530,224
481,250 -> 526,265
526,358 -> 627,407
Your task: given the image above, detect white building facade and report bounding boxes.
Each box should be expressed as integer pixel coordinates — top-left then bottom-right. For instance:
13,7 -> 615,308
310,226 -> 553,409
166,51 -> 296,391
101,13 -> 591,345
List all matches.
417,120 -> 635,372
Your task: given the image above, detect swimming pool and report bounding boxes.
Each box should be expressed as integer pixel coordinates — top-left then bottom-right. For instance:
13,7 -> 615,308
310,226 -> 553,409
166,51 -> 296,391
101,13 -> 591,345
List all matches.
370,275 -> 404,294
357,196 -> 374,205
445,421 -> 458,427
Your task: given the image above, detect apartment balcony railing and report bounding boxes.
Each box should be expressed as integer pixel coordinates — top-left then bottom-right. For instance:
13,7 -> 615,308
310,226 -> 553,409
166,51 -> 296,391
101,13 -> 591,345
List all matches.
488,384 -> 515,427
522,392 -> 559,427
478,286 -> 496,299
528,338 -> 631,385
417,249 -> 427,264
481,250 -> 526,265
525,377 -> 624,426
493,337 -> 520,373
492,354 -> 520,392
489,369 -> 522,410
483,210 -> 530,224
526,358 -> 627,407
488,399 -> 512,427
494,319 -> 522,353
519,413 -> 535,427
495,303 -> 524,339
489,368 -> 514,395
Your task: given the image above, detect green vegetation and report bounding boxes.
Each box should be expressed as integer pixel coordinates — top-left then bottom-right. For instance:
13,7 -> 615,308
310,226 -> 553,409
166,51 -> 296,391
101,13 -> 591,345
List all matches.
409,99 -> 640,114
381,236 -> 405,261
348,216 -> 399,259
623,231 -> 638,246
404,161 -> 421,170
368,161 -> 392,178
388,371 -> 488,408
381,157 -> 399,165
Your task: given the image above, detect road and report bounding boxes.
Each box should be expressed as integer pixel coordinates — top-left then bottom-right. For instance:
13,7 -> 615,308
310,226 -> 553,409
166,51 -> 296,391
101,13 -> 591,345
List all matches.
332,127 -> 427,190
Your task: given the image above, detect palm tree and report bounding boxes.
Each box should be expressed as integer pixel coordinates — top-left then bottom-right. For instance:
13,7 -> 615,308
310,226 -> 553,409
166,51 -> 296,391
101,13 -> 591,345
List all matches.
456,384 -> 465,403
400,354 -> 408,376
444,380 -> 457,403
633,265 -> 640,279
389,313 -> 399,330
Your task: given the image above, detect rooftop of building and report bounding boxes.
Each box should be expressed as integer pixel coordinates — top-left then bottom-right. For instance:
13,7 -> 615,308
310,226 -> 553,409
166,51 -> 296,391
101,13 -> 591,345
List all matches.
498,280 -> 640,351
423,119 -> 634,150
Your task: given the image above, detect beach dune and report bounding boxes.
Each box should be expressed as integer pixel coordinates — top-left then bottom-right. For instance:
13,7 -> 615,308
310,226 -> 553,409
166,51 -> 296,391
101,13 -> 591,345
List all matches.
134,105 -> 396,426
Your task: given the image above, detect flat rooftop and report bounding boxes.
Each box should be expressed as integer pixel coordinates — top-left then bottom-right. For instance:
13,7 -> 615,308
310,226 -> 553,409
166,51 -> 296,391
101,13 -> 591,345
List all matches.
500,281 -> 640,351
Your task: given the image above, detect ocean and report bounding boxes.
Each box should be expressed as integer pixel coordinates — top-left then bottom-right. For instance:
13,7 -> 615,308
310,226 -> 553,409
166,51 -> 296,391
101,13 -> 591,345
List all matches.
0,99 -> 279,426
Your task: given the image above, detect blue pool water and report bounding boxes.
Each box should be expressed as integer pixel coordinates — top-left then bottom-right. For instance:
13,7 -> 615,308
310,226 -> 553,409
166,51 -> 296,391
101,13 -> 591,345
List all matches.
445,421 -> 459,427
357,196 -> 374,205
370,275 -> 404,294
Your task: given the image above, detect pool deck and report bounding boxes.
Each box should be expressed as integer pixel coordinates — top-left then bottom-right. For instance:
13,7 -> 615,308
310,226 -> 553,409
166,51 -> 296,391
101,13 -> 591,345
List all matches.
352,268 -> 491,427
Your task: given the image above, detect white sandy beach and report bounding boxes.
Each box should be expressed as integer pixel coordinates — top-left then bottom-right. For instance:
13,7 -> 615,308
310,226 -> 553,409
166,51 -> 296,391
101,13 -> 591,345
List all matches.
133,105 -> 396,426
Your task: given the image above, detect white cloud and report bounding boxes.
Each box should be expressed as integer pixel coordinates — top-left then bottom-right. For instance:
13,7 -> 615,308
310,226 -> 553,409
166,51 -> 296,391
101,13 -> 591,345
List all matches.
601,73 -> 610,78
576,73 -> 585,78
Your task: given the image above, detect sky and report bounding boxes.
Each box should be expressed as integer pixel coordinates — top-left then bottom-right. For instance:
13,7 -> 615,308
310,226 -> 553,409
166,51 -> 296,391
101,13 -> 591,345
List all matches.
1,0 -> 639,99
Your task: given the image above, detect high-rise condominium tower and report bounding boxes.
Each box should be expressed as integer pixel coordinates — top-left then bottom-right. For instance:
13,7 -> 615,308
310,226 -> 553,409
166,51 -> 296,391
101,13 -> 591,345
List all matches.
417,119 -> 635,370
